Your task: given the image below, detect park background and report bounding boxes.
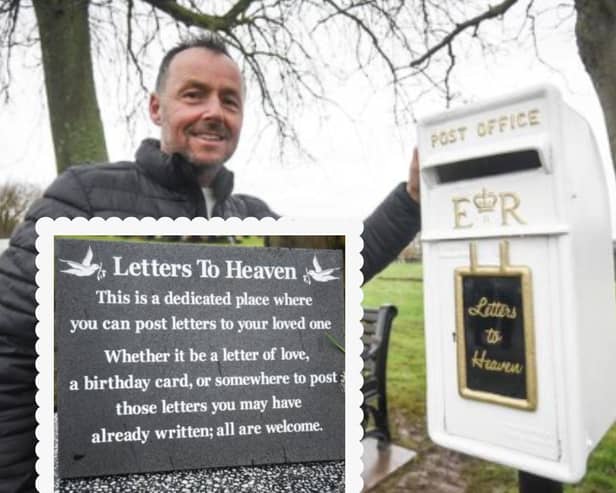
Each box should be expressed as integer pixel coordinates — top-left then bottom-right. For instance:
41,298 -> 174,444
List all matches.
0,1 -> 615,491
1,2 -> 614,223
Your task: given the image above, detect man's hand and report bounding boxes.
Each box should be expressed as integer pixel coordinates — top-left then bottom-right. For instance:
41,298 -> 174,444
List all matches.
406,147 -> 420,203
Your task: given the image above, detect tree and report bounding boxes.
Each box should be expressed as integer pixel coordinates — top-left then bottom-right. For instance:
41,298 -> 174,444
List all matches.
0,1 -> 613,175
31,0 -> 108,168
575,0 -> 616,167
0,181 -> 41,237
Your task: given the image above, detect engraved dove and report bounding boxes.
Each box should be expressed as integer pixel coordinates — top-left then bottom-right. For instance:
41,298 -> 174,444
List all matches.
59,246 -> 105,280
303,255 -> 340,285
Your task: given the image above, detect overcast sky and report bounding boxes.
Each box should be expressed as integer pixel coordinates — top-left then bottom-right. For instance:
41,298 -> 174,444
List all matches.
1,2 -> 613,224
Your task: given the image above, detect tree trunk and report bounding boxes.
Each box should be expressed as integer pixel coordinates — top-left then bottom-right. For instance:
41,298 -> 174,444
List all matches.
33,0 -> 108,174
575,0 -> 616,167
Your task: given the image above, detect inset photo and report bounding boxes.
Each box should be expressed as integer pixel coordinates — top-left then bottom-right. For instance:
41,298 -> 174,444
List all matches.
36,218 -> 363,492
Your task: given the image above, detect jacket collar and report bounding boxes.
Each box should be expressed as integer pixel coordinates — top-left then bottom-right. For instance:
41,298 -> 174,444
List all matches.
135,139 -> 235,203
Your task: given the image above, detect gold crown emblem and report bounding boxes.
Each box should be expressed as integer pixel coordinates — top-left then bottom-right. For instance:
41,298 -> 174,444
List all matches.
473,188 -> 498,213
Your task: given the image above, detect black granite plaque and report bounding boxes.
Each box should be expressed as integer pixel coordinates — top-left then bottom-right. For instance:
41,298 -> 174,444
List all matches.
54,238 -> 345,479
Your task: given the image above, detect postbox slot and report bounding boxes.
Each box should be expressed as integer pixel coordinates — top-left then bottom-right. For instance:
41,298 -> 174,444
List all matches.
433,150 -> 542,184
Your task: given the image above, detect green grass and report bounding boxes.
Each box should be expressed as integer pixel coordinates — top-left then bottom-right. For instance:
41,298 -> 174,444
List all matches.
237,236 -> 265,247
572,425 -> 616,492
363,261 -> 426,433
363,261 -> 616,492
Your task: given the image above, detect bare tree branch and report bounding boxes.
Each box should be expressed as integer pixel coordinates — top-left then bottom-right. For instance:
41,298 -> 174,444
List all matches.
224,0 -> 255,23
126,0 -> 148,93
321,0 -> 398,80
0,0 -> 20,101
443,42 -> 455,107
2,0 -> 590,168
140,0 -> 252,30
0,180 -> 41,237
409,0 -> 519,68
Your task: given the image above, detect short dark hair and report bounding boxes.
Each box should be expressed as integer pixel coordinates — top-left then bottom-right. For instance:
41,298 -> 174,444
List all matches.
155,33 -> 232,92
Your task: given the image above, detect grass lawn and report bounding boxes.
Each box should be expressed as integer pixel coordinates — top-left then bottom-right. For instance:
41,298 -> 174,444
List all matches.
362,261 -> 616,492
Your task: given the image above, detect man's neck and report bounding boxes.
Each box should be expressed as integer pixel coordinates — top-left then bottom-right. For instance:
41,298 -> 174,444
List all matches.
196,164 -> 222,187
159,143 -> 223,187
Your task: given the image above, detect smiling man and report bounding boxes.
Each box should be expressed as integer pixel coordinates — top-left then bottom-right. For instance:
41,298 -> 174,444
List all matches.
0,33 -> 420,492
150,44 -> 244,179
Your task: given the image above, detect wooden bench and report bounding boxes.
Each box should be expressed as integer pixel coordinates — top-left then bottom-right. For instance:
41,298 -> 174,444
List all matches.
361,304 -> 398,449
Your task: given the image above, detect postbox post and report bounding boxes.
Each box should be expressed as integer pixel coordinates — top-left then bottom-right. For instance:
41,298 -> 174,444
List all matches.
518,471 -> 562,493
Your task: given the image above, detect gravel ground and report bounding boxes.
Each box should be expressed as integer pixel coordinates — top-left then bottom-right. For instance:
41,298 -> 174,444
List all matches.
54,417 -> 344,493
54,462 -> 345,493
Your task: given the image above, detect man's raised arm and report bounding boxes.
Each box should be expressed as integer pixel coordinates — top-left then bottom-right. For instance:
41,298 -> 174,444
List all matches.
361,149 -> 421,283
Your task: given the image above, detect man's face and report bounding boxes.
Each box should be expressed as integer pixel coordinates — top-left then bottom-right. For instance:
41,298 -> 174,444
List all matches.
149,47 -> 244,168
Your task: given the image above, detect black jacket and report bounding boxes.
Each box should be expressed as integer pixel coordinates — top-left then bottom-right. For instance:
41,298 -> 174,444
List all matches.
0,139 -> 419,492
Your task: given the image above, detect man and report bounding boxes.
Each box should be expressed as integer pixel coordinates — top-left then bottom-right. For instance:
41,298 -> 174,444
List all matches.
0,34 -> 420,491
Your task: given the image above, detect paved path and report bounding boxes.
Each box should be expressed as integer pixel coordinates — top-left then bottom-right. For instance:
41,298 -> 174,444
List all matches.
368,414 -> 469,493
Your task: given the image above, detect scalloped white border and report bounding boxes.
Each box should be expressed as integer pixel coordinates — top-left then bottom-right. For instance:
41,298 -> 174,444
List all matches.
35,217 -> 364,492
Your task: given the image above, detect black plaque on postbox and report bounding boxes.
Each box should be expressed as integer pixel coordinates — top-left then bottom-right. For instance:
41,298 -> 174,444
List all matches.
54,238 -> 345,479
455,244 -> 536,411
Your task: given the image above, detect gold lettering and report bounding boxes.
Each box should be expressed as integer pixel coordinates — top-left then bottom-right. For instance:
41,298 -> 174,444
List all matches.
431,126 -> 468,148
498,116 -> 508,132
528,108 -> 540,125
476,109 -> 541,137
487,119 -> 496,135
516,112 -> 527,127
471,349 -> 524,374
485,328 -> 503,345
500,192 -> 526,225
468,297 -> 488,316
468,297 -> 517,319
510,113 -> 517,130
453,197 -> 473,229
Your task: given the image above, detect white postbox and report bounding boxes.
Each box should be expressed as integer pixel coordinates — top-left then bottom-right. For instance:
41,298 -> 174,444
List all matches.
418,85 -> 616,482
